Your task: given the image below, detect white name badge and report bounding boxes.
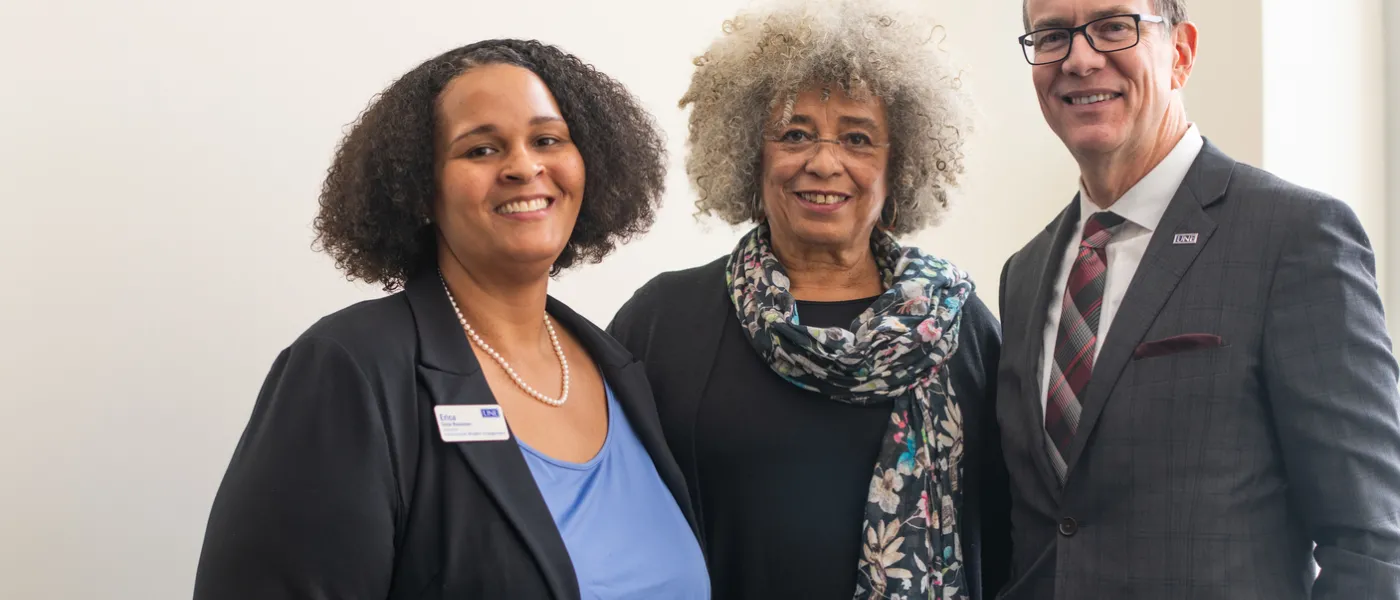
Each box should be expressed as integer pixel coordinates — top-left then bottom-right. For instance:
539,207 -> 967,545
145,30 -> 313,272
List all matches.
434,404 -> 510,443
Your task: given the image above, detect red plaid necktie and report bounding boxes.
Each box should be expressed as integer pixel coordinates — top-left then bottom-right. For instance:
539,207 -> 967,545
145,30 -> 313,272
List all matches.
1045,211 -> 1124,480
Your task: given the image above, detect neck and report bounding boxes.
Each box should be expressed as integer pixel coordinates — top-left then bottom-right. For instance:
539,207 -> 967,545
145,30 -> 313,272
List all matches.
1076,110 -> 1189,209
770,228 -> 884,301
437,246 -> 553,360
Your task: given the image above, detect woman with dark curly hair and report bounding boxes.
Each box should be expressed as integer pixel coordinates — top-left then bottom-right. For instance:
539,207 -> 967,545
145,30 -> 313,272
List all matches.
194,39 -> 708,600
607,1 -> 1011,599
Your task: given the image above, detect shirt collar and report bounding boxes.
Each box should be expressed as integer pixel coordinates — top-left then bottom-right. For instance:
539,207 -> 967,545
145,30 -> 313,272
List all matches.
1077,123 -> 1204,232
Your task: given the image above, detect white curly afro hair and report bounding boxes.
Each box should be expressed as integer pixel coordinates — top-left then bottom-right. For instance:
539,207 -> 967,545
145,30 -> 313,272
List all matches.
679,0 -> 973,234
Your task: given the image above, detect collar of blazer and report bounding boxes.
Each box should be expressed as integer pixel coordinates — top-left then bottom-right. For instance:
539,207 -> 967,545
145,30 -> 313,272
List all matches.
400,268 -> 699,600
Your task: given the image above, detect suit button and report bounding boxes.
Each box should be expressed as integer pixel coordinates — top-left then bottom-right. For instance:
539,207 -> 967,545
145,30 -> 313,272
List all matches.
1058,517 -> 1079,537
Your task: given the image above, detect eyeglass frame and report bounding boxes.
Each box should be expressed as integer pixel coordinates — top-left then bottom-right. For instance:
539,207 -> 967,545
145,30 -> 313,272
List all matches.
762,133 -> 892,160
1017,13 -> 1166,66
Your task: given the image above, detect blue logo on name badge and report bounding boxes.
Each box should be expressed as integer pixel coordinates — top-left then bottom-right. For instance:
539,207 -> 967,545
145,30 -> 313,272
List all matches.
480,408 -> 501,418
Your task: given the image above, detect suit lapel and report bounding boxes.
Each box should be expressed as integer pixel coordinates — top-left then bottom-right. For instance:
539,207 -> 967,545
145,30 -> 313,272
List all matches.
407,275 -> 579,600
1062,142 -> 1234,476
1020,201 -> 1082,494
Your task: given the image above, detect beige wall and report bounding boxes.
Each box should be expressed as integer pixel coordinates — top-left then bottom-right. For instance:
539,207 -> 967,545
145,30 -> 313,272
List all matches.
1183,0 -> 1264,167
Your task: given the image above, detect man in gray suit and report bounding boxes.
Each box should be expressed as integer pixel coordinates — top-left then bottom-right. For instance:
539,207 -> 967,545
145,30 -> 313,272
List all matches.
995,0 -> 1400,598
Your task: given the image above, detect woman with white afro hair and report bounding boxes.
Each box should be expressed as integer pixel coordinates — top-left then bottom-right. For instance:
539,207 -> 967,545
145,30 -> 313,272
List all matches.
608,0 -> 1011,598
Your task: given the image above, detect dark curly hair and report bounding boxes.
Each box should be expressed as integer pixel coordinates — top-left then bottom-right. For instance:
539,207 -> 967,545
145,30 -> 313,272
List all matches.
314,39 -> 667,291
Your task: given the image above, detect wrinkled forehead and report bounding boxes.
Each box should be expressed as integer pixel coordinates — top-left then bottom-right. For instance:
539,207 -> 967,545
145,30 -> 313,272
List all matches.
1026,0 -> 1152,30
766,83 -> 887,129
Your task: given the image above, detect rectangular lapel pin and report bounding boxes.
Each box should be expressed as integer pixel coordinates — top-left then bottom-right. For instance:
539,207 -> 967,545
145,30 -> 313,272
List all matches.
1173,233 -> 1199,245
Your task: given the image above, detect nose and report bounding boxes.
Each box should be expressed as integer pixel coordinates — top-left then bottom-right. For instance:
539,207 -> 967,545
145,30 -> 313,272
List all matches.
1060,31 -> 1105,77
803,140 -> 844,178
500,147 -> 544,183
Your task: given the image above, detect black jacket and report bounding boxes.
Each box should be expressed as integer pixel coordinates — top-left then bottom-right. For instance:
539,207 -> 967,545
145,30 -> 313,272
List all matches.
194,271 -> 700,600
607,256 -> 1013,600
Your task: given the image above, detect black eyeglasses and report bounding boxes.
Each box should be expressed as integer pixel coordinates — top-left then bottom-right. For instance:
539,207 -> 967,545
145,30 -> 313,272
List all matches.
1018,13 -> 1166,65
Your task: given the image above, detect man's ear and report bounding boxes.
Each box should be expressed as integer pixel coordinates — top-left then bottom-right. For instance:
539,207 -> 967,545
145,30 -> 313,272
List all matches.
1170,21 -> 1199,90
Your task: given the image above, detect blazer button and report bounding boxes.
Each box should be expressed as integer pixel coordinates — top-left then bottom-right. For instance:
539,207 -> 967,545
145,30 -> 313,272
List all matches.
1058,517 -> 1079,537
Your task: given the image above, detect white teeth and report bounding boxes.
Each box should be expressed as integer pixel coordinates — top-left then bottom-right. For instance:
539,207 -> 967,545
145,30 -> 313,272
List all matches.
798,193 -> 847,205
1070,93 -> 1118,105
497,198 -> 550,214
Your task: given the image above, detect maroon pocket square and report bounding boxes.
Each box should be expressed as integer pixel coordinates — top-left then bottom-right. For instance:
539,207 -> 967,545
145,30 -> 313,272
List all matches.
1132,334 -> 1226,360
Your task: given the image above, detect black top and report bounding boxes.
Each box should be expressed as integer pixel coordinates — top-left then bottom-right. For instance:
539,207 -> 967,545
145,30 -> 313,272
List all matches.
609,257 -> 1012,600
193,271 -> 699,600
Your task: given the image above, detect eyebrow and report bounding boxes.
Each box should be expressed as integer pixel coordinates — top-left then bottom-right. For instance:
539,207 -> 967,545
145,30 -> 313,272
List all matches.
448,115 -> 564,146
786,114 -> 882,131
1032,6 -> 1135,29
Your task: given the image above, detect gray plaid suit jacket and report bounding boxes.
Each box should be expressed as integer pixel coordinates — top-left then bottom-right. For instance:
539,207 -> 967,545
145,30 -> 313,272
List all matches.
994,140 -> 1400,599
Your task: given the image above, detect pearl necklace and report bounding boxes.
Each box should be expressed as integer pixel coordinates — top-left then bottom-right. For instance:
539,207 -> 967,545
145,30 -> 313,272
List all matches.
439,273 -> 570,407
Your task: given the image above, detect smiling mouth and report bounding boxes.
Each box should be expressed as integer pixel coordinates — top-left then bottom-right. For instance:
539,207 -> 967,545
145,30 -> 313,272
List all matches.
796,192 -> 850,205
1064,92 -> 1122,105
496,198 -> 553,214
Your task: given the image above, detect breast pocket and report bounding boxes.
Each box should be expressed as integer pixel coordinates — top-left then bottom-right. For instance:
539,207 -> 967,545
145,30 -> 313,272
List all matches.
1124,338 -> 1232,399
1109,335 -> 1262,456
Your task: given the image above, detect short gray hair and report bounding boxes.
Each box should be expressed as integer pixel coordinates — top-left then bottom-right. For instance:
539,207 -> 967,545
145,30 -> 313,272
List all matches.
679,0 -> 972,235
1022,0 -> 1188,32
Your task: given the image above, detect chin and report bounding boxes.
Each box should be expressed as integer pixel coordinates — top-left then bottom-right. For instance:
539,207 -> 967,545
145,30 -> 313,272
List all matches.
495,239 -> 567,269
786,220 -> 861,248
1061,126 -> 1126,156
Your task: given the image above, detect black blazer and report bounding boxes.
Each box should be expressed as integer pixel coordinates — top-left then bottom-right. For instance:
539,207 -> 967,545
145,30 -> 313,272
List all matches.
194,271 -> 701,600
607,256 -> 1013,600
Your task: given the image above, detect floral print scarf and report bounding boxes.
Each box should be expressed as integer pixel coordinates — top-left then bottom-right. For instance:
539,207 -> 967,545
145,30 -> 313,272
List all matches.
726,224 -> 973,600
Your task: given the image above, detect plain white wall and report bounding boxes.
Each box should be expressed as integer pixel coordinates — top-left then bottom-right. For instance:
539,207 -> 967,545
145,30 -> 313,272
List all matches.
0,1 -> 1388,598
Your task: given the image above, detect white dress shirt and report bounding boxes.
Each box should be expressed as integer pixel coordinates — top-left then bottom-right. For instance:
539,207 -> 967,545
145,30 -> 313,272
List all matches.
1038,125 -> 1205,412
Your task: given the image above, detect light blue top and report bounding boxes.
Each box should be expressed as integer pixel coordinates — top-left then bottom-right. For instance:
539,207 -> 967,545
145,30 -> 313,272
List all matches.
518,382 -> 710,600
